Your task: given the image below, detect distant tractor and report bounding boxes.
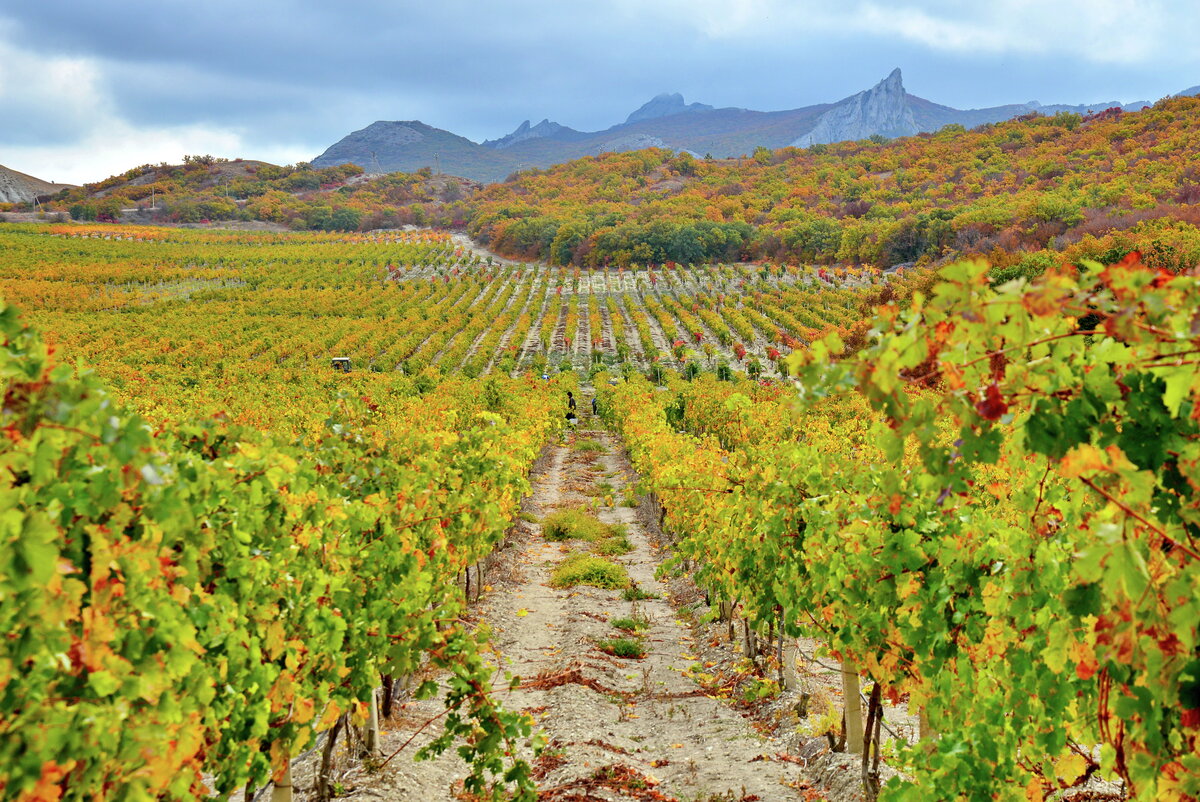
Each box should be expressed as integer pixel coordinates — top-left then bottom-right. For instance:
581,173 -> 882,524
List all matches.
331,357 -> 351,373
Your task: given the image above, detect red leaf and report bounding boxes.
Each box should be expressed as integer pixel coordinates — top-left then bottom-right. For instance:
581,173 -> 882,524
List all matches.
975,382 -> 1008,421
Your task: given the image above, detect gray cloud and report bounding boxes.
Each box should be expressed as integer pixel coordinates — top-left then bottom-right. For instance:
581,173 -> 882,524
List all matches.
2,1 -> 1197,183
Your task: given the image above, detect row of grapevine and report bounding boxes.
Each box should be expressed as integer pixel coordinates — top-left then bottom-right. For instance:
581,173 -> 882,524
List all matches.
2,297 -> 564,799
600,258 -> 1200,800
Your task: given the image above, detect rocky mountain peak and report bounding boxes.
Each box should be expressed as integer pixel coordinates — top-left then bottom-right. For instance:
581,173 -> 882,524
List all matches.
624,92 -> 714,125
484,117 -> 569,149
791,68 -> 917,147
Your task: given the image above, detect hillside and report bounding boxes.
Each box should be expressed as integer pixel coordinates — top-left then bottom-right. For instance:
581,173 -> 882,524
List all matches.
464,95 -> 1200,273
312,69 -> 1165,182
43,156 -> 478,230
310,120 -> 525,184
0,164 -> 74,204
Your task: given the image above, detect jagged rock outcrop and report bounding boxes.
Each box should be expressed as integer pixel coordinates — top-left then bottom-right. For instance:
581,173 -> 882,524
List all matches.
624,92 -> 714,124
483,118 -> 570,149
595,133 -> 669,154
0,165 -> 73,204
792,68 -> 917,147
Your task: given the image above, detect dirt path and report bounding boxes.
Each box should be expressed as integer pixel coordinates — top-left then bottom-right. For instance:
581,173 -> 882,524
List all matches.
448,231 -> 523,268
337,428 -> 812,801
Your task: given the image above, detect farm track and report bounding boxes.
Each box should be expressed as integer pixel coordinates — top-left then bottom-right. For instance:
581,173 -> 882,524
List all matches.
336,427 -> 814,801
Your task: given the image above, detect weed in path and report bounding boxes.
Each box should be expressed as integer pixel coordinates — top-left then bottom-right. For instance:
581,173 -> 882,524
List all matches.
542,508 -> 617,541
622,585 -> 658,601
543,508 -> 631,554
597,637 -> 647,659
610,616 -> 650,633
550,553 -> 630,589
592,534 -> 633,556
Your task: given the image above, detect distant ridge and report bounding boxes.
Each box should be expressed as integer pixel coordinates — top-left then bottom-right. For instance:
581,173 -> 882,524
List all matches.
311,72 -> 1188,183
0,164 -> 74,204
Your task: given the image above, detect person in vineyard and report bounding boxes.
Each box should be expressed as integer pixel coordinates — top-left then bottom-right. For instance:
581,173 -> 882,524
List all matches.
591,396 -> 599,417
566,390 -> 578,425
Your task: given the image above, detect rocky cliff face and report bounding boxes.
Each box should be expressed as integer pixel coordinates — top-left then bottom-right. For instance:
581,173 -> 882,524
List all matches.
624,92 -> 714,124
0,165 -> 72,204
791,68 -> 918,146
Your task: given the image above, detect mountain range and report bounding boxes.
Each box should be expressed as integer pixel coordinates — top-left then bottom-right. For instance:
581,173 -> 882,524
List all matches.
312,69 -> 1172,184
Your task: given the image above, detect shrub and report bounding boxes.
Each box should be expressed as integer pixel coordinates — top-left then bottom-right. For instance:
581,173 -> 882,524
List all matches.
621,585 -> 657,601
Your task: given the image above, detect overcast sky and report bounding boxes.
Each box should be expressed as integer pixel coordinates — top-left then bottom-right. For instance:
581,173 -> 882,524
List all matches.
2,0 -> 1198,185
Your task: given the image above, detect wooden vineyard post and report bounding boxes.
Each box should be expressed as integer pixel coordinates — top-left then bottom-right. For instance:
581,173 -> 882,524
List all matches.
919,707 -> 936,741
842,659 -> 864,754
365,688 -> 381,755
717,601 -> 735,643
781,639 -> 799,692
270,762 -> 292,802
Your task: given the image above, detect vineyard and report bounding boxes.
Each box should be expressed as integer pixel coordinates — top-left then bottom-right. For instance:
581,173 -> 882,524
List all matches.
0,225 -> 893,398
2,220 -> 1199,801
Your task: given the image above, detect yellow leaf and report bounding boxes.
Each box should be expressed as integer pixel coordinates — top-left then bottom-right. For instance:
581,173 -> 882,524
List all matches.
317,700 -> 343,730
293,696 -> 315,725
1025,778 -> 1045,802
1059,444 -> 1108,479
1055,751 -> 1088,785
516,608 -> 529,617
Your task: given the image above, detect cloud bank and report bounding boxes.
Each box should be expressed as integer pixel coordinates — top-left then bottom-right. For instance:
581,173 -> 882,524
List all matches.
1,1 -> 1196,184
